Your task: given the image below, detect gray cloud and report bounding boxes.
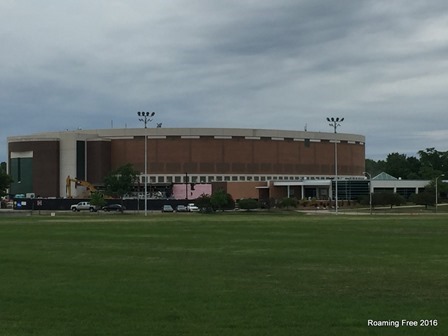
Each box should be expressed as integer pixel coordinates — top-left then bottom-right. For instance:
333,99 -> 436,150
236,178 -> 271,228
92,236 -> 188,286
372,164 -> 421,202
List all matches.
2,0 -> 448,162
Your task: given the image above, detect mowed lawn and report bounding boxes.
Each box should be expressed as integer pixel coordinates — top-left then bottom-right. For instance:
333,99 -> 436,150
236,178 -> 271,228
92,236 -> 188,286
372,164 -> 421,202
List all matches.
0,213 -> 447,336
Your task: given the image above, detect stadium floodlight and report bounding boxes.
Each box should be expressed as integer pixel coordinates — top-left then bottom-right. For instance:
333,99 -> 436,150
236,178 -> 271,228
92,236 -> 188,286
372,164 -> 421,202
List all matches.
328,117 -> 344,133
327,117 -> 344,214
138,111 -> 155,128
137,111 -> 156,216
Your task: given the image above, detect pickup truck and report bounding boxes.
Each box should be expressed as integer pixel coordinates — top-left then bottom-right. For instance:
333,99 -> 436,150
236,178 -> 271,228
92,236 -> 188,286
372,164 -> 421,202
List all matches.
70,202 -> 97,212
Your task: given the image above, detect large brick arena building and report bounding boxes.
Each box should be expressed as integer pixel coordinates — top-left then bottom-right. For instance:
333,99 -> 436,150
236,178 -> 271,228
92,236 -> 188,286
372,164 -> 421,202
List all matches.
8,128 -> 366,200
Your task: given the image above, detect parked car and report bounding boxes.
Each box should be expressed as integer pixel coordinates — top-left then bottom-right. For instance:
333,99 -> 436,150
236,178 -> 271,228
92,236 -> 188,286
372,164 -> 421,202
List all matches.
176,205 -> 187,212
102,204 -> 126,212
187,203 -> 199,212
71,202 -> 97,212
162,205 -> 174,212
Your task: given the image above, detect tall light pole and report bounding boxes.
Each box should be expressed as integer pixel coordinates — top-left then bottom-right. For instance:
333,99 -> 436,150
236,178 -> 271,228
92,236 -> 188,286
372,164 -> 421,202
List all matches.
327,117 -> 344,214
435,174 -> 444,213
137,111 -> 155,216
363,171 -> 372,215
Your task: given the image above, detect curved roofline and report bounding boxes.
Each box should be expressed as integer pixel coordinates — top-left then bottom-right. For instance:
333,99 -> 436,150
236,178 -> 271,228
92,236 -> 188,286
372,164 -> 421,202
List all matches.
8,127 -> 365,143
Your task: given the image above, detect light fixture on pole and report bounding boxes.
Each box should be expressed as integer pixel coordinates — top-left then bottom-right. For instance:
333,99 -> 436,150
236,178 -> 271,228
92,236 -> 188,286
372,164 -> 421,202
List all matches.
137,111 -> 155,216
363,171 -> 372,215
327,117 -> 344,214
435,173 -> 444,213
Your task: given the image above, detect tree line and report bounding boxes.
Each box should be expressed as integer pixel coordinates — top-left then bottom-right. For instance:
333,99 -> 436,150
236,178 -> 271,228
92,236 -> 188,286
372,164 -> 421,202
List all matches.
366,147 -> 448,180
365,147 -> 448,209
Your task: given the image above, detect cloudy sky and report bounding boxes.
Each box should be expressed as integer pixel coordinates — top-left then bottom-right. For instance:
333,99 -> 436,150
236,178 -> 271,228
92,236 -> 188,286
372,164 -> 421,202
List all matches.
2,0 -> 448,162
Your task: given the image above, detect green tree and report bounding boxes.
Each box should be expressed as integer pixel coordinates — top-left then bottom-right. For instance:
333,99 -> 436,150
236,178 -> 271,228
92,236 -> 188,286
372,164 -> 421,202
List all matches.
90,191 -> 106,211
384,153 -> 411,179
421,178 -> 448,203
410,192 -> 434,209
365,158 -> 386,177
368,148 -> 448,180
225,193 -> 236,210
372,192 -> 405,209
210,189 -> 235,211
210,189 -> 228,211
195,194 -> 212,212
104,164 -> 138,199
0,162 -> 13,197
406,156 -> 422,179
417,148 -> 446,179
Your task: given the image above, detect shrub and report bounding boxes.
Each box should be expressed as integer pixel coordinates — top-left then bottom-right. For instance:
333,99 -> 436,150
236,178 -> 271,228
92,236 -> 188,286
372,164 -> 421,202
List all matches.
278,197 -> 298,209
195,194 -> 213,213
372,192 -> 405,209
410,192 -> 434,209
238,198 -> 259,211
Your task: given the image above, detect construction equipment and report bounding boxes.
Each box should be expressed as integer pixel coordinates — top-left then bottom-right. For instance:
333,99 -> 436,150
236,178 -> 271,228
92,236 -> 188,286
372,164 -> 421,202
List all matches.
66,176 -> 97,198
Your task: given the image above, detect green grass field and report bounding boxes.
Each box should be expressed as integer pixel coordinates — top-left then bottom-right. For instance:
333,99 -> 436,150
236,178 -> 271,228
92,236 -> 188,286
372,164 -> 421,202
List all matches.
0,213 -> 447,335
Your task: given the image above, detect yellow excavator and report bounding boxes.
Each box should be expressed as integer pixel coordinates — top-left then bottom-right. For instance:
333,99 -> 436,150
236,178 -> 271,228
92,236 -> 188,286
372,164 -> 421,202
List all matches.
66,176 -> 97,198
